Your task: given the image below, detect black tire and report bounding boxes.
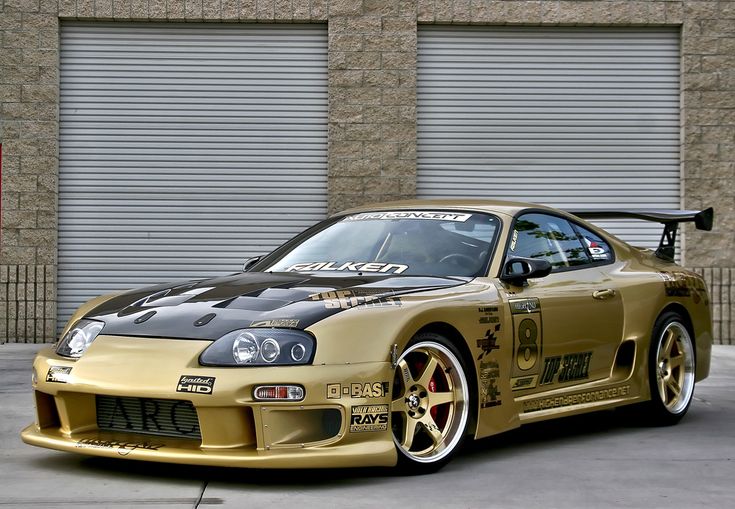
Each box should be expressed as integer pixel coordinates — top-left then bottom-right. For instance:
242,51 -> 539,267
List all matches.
391,332 -> 474,474
642,312 -> 696,425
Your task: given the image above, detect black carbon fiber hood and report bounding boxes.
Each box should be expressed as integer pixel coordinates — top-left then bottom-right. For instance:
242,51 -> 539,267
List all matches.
85,272 -> 466,340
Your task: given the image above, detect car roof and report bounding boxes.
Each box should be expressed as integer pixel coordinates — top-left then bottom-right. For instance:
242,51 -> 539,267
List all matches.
335,198 -> 556,218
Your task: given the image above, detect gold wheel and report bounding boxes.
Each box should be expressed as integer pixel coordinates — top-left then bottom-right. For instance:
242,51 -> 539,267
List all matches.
391,340 -> 469,466
654,321 -> 695,415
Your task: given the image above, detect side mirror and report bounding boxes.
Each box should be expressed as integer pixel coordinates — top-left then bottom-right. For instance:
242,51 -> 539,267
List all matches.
500,257 -> 552,286
242,255 -> 263,272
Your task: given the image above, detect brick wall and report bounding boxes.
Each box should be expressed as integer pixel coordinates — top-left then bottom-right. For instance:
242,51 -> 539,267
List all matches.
1,0 -> 734,343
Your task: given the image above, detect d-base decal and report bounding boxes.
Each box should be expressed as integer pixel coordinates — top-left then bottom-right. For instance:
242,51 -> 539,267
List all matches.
286,261 -> 408,274
75,438 -> 163,456
344,211 -> 472,222
46,366 -> 72,383
350,405 -> 389,432
176,375 -> 215,395
327,382 -> 390,399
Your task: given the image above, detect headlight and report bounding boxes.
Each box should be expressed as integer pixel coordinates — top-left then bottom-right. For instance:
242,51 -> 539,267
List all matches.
56,319 -> 105,358
200,329 -> 315,366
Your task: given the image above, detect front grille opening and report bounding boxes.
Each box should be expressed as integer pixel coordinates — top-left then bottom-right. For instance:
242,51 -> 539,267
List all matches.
96,395 -> 201,440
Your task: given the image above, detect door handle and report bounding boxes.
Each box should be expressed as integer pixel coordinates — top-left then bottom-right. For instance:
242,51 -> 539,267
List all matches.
592,289 -> 616,300
592,288 -> 615,300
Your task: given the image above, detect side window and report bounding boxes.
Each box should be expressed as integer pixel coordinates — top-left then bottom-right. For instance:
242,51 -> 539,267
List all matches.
509,213 -> 591,271
574,224 -> 614,263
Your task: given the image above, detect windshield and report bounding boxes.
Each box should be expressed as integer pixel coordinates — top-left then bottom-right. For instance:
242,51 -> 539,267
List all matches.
263,210 -> 501,277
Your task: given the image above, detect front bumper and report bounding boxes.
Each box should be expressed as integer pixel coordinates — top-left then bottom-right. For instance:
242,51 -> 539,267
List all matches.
21,337 -> 397,468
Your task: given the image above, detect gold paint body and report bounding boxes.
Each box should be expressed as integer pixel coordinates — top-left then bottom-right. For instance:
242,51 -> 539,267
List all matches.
21,200 -> 713,467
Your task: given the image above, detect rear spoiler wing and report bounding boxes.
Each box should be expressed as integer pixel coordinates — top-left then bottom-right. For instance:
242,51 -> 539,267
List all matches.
566,207 -> 714,262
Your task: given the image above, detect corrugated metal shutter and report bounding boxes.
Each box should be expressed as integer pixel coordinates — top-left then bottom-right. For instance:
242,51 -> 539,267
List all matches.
58,22 -> 328,329
417,26 -> 680,251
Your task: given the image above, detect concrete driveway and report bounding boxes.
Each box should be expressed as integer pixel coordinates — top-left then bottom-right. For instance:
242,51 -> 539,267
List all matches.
2,344 -> 734,508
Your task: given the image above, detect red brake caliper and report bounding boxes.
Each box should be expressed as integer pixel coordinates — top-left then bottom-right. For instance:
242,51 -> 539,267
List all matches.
428,377 -> 438,419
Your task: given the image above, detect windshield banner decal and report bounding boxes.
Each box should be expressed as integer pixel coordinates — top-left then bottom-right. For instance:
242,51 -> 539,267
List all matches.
285,262 -> 409,274
344,211 -> 472,222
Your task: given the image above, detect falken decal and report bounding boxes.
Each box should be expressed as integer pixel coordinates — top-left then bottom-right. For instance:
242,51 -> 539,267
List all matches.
344,211 -> 472,222
523,385 -> 631,413
327,382 -> 390,399
350,405 -> 389,432
75,438 -> 164,457
539,352 -> 592,385
46,366 -> 72,383
285,261 -> 408,274
176,375 -> 215,395
308,289 -> 402,310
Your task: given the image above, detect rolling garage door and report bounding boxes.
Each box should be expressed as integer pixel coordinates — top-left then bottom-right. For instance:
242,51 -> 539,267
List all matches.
417,27 -> 680,252
58,23 -> 327,328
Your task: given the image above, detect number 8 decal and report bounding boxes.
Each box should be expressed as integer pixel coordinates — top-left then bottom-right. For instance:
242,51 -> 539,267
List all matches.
509,298 -> 543,383
516,318 -> 539,371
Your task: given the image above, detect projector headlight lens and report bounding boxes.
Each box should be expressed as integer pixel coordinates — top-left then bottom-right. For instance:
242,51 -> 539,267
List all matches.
201,328 -> 315,366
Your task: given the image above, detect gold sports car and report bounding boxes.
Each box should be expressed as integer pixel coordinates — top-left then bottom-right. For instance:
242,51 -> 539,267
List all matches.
22,200 -> 714,473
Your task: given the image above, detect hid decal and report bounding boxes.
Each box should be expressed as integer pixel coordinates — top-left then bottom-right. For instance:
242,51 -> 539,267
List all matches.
46,366 -> 72,383
250,319 -> 300,328
176,375 -> 216,395
285,261 -> 408,274
479,359 -> 501,408
75,438 -> 164,457
350,405 -> 389,432
327,382 -> 390,399
476,324 -> 501,360
523,385 -> 631,413
309,289 -> 402,310
344,211 -> 472,222
539,352 -> 592,385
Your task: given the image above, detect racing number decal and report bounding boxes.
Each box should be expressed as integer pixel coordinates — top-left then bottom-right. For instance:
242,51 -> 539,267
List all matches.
516,318 -> 539,371
509,298 -> 543,390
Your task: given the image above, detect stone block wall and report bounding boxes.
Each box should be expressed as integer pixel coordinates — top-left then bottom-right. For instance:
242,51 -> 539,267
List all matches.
1,0 -> 734,343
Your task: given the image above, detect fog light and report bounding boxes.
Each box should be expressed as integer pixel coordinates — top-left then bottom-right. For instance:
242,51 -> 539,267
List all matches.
254,385 -> 304,401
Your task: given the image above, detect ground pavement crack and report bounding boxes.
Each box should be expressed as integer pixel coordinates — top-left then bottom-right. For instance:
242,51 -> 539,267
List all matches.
193,480 -> 209,509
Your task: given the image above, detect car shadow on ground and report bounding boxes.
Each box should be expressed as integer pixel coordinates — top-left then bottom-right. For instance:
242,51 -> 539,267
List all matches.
28,405 -> 687,486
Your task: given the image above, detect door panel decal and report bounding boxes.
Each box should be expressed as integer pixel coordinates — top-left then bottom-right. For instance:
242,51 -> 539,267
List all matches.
509,298 -> 542,391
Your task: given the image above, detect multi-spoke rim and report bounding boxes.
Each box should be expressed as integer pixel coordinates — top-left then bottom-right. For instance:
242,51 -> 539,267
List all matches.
391,341 -> 469,464
655,321 -> 695,414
